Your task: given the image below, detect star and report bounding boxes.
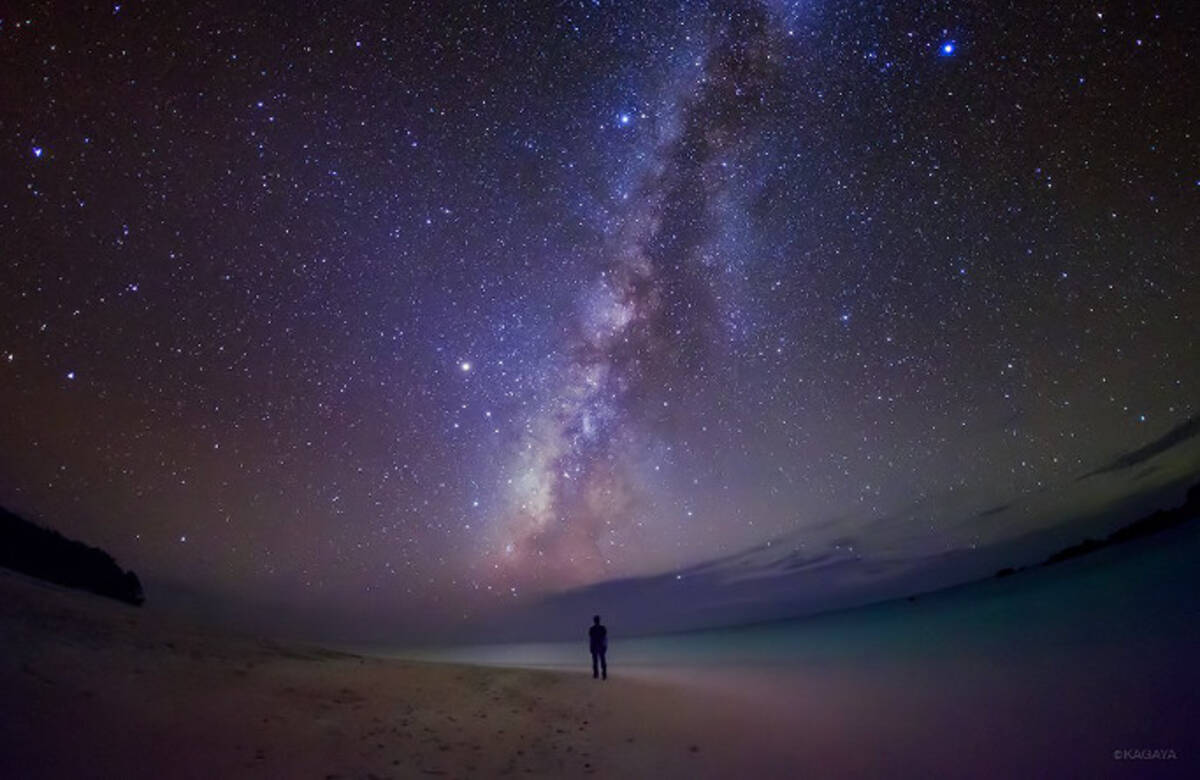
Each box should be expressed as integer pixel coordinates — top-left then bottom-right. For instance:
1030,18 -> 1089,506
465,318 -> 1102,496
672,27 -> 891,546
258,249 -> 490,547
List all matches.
0,0 -> 1192,645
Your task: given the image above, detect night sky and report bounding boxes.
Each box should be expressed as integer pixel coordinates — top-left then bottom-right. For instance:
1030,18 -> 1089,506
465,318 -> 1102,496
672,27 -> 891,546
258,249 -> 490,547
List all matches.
2,1 -> 1197,639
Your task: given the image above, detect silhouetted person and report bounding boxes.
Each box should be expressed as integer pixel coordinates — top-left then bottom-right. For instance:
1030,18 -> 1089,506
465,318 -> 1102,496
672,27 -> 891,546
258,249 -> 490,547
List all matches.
589,614 -> 607,679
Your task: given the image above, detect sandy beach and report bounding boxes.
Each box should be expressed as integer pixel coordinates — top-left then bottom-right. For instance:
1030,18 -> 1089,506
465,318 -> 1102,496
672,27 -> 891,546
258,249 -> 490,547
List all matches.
0,570 -> 795,779
5,544 -> 1198,779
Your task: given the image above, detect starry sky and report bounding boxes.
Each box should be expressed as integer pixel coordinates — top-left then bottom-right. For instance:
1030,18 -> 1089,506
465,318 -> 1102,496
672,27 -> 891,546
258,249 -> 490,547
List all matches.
2,1 -> 1197,641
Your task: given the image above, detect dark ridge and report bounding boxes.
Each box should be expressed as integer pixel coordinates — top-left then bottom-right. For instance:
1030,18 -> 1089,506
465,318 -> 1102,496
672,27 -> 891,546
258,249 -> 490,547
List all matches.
993,481 -> 1200,578
0,507 -> 144,606
1042,538 -> 1106,566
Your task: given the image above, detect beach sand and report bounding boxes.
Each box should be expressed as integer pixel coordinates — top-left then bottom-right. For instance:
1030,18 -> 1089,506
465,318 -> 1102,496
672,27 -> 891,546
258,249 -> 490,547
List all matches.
0,570 -> 795,779
4,563 -> 1197,778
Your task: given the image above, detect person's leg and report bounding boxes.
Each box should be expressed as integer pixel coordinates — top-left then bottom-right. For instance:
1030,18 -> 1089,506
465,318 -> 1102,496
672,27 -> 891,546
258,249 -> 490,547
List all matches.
592,651 -> 599,679
600,650 -> 607,679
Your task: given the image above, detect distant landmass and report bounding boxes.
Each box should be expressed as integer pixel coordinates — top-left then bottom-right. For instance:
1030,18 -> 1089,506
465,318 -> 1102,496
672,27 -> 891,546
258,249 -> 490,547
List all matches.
0,507 -> 144,606
995,481 -> 1200,579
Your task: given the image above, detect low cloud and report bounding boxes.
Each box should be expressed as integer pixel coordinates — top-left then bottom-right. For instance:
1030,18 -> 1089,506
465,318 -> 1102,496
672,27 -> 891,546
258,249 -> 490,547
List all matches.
1079,415 -> 1200,480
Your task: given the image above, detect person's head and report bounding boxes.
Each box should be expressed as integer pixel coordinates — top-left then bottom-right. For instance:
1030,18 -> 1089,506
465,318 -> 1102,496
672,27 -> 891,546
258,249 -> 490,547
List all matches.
593,614 -> 601,625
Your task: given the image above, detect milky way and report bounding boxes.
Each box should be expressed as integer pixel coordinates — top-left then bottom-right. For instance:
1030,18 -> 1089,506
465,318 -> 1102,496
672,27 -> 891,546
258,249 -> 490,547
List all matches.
487,4 -> 789,585
1,1 -> 1196,637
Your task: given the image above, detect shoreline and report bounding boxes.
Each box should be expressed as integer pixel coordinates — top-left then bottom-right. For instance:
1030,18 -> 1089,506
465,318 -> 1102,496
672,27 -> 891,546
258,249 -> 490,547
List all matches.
5,562 -> 1198,778
0,570 -> 792,778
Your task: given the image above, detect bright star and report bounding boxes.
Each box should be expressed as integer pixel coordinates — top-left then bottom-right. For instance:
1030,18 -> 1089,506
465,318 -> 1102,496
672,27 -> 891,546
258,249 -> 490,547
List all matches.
32,146 -> 43,158
940,41 -> 956,56
617,113 -> 632,127
460,361 -> 472,372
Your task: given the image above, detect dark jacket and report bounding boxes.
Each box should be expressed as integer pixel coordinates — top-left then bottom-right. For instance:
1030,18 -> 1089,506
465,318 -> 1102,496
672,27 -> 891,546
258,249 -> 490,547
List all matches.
588,623 -> 607,652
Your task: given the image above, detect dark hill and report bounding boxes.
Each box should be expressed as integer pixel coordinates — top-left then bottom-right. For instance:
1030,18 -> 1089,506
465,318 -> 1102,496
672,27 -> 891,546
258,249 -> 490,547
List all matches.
0,507 -> 144,606
995,481 -> 1200,578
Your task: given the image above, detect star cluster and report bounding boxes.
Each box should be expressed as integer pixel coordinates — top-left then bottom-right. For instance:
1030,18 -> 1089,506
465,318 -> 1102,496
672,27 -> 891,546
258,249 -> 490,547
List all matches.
1,1 -> 1195,633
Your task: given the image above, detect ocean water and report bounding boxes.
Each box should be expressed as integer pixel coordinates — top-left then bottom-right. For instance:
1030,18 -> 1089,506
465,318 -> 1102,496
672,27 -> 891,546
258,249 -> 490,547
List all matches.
397,519 -> 1200,672
386,522 -> 1200,776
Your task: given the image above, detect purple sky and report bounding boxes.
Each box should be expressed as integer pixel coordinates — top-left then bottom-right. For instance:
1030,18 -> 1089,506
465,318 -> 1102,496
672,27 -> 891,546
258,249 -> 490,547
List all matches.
2,0 -> 1196,641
